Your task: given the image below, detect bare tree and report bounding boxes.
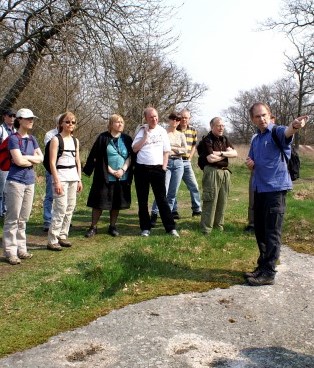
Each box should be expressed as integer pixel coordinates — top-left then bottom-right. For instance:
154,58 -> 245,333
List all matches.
0,0 -> 175,113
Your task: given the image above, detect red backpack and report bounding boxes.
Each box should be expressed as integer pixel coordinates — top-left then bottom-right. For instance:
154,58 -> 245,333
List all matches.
0,133 -> 23,171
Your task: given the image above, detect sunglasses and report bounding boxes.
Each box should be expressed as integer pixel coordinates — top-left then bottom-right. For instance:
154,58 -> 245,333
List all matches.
22,117 -> 34,121
8,114 -> 16,118
63,120 -> 76,125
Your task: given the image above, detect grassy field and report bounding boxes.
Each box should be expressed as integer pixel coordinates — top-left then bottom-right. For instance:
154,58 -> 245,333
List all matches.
0,145 -> 313,357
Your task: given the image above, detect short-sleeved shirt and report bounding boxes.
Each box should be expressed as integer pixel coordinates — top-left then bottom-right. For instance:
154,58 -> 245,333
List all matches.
7,134 -> 39,185
249,123 -> 293,193
132,124 -> 171,165
177,125 -> 197,159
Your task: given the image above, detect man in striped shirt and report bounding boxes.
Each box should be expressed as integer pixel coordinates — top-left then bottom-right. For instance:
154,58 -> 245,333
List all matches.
174,109 -> 202,218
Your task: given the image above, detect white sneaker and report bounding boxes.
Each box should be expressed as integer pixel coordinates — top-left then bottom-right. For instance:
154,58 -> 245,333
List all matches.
141,230 -> 150,237
169,229 -> 180,237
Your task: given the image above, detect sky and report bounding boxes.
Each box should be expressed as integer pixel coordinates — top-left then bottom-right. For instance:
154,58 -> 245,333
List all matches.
167,0 -> 293,127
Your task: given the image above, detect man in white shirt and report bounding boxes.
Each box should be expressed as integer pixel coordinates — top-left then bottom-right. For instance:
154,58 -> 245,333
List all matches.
42,117 -> 59,231
132,107 -> 179,237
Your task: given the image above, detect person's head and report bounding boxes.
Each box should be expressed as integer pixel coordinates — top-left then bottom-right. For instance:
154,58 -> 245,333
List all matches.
15,108 -> 38,131
210,117 -> 225,137
168,112 -> 181,129
108,114 -> 125,135
58,111 -> 76,133
144,107 -> 158,129
179,109 -> 191,129
249,102 -> 272,132
2,109 -> 16,126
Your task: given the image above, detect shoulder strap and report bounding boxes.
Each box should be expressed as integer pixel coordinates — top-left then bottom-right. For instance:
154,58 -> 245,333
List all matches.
72,136 -> 77,150
271,126 -> 289,166
56,134 -> 64,158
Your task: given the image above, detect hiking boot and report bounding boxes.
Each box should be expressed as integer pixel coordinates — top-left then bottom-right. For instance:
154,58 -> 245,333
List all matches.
244,267 -> 261,278
47,243 -> 62,251
150,213 -> 158,227
7,256 -> 21,265
172,211 -> 180,220
168,229 -> 180,237
247,273 -> 275,286
18,252 -> 33,260
85,226 -> 97,238
192,211 -> 202,217
108,225 -> 119,237
141,230 -> 150,237
58,239 -> 72,247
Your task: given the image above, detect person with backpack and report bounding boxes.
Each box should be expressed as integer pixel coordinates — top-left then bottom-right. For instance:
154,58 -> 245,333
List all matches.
42,117 -> 59,232
245,102 -> 308,286
47,112 -> 82,251
198,117 -> 237,235
0,109 -> 17,217
2,108 -> 43,265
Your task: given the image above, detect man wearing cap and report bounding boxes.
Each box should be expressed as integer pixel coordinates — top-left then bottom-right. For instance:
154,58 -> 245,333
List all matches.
0,109 -> 17,216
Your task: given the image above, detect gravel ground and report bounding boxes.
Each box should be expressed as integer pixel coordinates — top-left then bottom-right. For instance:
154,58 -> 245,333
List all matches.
1,245 -> 313,368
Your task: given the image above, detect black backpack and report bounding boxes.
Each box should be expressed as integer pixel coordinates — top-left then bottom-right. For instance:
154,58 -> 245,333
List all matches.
271,126 -> 300,181
43,134 -> 77,174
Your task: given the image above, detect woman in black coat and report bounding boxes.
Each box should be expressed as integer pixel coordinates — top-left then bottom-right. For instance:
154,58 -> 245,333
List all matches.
83,114 -> 133,237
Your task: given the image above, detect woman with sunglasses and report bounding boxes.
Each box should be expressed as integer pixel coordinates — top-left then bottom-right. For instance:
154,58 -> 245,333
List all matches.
150,112 -> 187,227
2,108 -> 43,265
47,112 -> 82,251
83,114 -> 133,237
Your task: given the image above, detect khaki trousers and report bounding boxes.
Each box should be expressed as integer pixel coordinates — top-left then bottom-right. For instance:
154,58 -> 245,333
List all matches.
200,166 -> 230,233
48,181 -> 77,245
2,181 -> 34,258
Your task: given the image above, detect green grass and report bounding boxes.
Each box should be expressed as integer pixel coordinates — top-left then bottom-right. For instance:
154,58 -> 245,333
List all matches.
0,152 -> 313,357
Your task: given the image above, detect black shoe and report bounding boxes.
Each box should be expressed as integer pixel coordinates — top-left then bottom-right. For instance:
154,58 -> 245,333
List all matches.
247,273 -> 275,286
244,267 -> 261,279
192,211 -> 202,217
150,213 -> 158,227
172,211 -> 180,220
244,225 -> 255,233
85,226 -> 97,238
58,239 -> 72,247
108,225 -> 119,237
43,226 -> 50,232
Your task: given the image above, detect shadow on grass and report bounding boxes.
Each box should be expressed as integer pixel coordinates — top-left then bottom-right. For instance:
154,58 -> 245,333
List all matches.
76,247 -> 244,299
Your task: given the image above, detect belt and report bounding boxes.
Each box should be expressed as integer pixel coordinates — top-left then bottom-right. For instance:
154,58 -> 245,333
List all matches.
169,156 -> 182,160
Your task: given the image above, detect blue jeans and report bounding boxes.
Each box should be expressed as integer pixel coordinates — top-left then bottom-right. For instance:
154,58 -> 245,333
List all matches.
151,158 -> 184,214
173,160 -> 201,212
0,170 -> 8,216
43,171 -> 53,226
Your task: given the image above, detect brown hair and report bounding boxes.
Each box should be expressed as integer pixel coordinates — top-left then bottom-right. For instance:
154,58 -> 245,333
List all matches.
249,102 -> 271,119
58,111 -> 76,133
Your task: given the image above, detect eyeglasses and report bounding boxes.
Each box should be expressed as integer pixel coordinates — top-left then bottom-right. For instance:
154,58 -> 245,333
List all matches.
63,120 -> 76,125
22,117 -> 34,121
8,114 -> 16,118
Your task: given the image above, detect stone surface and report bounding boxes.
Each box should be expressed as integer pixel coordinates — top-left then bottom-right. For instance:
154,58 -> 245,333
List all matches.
0,246 -> 313,367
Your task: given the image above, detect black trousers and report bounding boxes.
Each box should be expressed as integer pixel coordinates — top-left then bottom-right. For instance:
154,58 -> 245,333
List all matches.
134,163 -> 175,232
254,190 -> 287,275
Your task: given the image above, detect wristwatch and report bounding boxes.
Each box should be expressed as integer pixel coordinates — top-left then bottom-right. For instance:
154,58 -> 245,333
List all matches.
220,152 -> 223,157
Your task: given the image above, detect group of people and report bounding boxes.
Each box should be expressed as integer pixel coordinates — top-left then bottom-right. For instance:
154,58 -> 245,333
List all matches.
0,104 -> 309,287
